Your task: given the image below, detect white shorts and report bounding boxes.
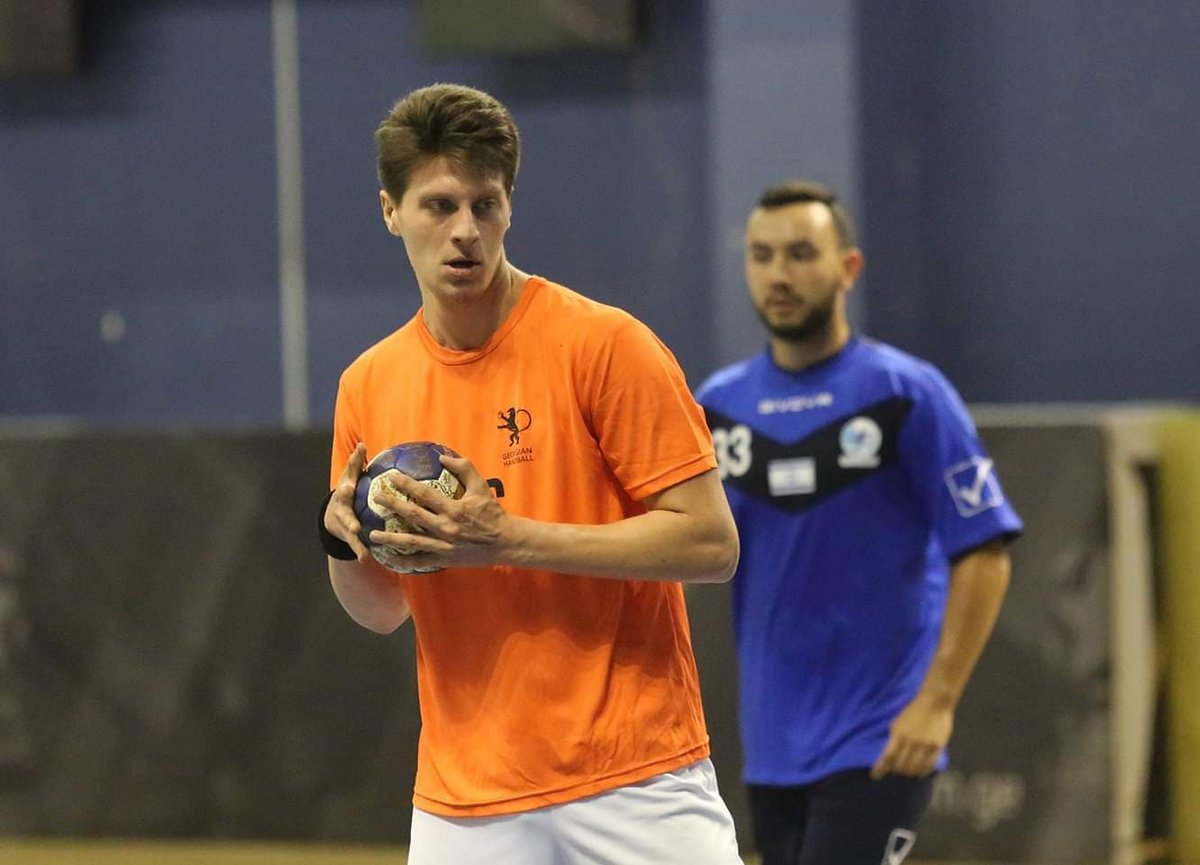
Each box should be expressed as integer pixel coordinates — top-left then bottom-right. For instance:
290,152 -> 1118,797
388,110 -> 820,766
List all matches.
408,758 -> 744,865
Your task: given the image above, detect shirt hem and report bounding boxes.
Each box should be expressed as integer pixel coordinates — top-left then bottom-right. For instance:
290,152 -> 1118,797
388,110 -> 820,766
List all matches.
412,741 -> 712,817
743,748 -> 948,787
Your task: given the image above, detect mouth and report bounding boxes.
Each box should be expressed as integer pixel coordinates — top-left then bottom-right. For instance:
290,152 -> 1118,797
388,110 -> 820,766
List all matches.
443,256 -> 481,277
765,298 -> 803,315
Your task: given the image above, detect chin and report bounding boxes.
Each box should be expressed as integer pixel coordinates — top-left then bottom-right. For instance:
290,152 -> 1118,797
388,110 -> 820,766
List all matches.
770,314 -> 831,342
439,270 -> 485,289
767,313 -> 808,332
442,278 -> 495,305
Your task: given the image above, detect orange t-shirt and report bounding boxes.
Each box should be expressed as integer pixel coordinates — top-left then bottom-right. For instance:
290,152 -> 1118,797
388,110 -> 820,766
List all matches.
329,276 -> 718,817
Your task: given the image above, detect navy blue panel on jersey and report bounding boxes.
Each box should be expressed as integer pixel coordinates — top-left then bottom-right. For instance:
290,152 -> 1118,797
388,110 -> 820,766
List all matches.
695,337 -> 1023,786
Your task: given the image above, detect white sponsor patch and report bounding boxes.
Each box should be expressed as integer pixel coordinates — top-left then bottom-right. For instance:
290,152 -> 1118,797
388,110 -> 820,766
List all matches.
767,457 -> 816,496
944,457 -> 1004,517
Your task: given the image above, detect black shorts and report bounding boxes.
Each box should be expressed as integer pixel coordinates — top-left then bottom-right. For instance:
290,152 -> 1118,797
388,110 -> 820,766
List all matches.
747,769 -> 935,865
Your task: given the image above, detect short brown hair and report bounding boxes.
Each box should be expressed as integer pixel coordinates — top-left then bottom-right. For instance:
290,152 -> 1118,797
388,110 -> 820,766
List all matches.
375,83 -> 522,201
757,179 -> 856,249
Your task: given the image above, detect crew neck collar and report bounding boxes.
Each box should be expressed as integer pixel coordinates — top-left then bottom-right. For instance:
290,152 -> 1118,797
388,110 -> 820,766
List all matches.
415,275 -> 543,365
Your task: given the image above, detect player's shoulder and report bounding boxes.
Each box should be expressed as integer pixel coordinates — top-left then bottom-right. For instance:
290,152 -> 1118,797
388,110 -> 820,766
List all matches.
856,337 -> 962,401
695,355 -> 759,403
531,276 -> 663,353
534,276 -> 641,327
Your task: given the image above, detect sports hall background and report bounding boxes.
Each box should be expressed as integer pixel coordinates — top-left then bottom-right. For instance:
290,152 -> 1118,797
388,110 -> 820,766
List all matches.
1,2 -> 1198,864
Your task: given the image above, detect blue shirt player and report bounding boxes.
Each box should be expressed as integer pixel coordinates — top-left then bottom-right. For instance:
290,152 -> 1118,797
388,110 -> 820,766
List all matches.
696,180 -> 1023,865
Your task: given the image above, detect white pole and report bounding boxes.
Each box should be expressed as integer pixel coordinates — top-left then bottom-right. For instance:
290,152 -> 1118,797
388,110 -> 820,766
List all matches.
272,0 -> 308,428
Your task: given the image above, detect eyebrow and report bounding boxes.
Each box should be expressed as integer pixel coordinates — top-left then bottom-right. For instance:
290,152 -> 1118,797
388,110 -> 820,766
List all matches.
747,239 -> 817,250
419,188 -> 502,203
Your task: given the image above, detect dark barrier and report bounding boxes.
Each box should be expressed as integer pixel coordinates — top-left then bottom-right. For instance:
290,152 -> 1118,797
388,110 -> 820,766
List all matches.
919,425 -> 1111,863
0,430 -> 748,847
0,431 -> 418,841
0,424 -> 1122,859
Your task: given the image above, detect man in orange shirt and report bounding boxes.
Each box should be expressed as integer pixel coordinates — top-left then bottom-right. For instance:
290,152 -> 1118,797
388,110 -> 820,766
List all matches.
318,83 -> 744,865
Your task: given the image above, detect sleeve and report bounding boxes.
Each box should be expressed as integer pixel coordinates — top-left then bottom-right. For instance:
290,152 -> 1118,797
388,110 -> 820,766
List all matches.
897,366 -> 1024,560
582,315 -> 717,501
328,371 -> 362,489
693,373 -> 717,408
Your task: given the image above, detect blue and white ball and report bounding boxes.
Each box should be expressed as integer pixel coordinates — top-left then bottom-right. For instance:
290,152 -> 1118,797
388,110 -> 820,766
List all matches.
354,441 -> 463,573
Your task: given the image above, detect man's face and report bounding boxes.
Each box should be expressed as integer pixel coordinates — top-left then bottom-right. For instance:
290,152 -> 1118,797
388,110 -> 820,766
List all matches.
380,155 -> 513,303
744,201 -> 859,343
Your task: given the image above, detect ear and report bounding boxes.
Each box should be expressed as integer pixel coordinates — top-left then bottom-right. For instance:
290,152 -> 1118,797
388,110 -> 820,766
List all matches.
841,247 -> 865,289
379,189 -> 402,237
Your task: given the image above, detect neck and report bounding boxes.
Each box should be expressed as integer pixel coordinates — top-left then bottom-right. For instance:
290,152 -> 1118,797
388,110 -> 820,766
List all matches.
770,318 -> 852,372
423,263 -> 527,351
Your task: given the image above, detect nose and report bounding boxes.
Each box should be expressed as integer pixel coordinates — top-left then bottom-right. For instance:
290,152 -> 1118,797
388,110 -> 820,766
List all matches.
762,254 -> 791,290
450,208 -> 480,246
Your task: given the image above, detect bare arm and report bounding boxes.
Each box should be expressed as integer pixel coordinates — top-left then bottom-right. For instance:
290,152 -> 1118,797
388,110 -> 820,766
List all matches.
504,467 -> 740,583
371,455 -> 740,584
323,443 -> 412,634
871,539 -> 1012,778
327,558 -> 411,635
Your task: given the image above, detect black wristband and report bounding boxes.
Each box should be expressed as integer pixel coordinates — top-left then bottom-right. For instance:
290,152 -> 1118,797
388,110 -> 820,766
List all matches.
318,488 -> 358,560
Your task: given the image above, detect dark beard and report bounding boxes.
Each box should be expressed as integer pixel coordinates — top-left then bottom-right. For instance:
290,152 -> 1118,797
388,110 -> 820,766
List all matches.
756,295 -> 836,344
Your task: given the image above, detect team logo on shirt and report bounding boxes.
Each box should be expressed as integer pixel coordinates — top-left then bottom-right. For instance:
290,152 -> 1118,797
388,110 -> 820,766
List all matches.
497,407 -> 532,446
837,416 -> 883,468
944,457 -> 1004,517
497,406 -> 534,465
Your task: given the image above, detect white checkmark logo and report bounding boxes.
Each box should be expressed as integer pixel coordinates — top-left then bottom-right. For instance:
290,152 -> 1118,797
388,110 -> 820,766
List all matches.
945,457 -> 1003,517
956,458 -> 993,507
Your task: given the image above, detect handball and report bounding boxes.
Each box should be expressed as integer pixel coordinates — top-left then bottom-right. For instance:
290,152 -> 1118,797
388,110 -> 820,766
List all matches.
354,441 -> 463,573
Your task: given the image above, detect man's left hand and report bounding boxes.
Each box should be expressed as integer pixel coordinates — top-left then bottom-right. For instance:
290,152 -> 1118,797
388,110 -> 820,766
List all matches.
870,694 -> 954,779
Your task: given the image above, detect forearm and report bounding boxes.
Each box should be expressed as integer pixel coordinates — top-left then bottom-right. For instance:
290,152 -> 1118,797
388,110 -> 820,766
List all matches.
328,556 -> 411,634
366,463 -> 739,583
917,541 -> 1011,707
503,506 -> 739,584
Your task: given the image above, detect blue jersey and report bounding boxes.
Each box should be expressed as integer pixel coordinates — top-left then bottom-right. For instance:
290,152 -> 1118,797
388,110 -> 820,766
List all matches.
695,336 -> 1022,786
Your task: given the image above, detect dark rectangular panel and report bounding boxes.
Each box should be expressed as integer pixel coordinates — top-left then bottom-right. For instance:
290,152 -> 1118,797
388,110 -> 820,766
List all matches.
0,0 -> 79,77
416,0 -> 642,54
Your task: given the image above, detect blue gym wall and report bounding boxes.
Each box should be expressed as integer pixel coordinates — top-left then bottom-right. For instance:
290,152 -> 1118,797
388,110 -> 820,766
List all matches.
1,0 -> 711,426
1,1 -> 1197,426
858,0 -> 1200,402
1,2 -> 280,425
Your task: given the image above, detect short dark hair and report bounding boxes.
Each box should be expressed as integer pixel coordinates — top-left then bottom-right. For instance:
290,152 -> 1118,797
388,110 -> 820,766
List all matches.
375,83 -> 522,201
757,179 -> 856,249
